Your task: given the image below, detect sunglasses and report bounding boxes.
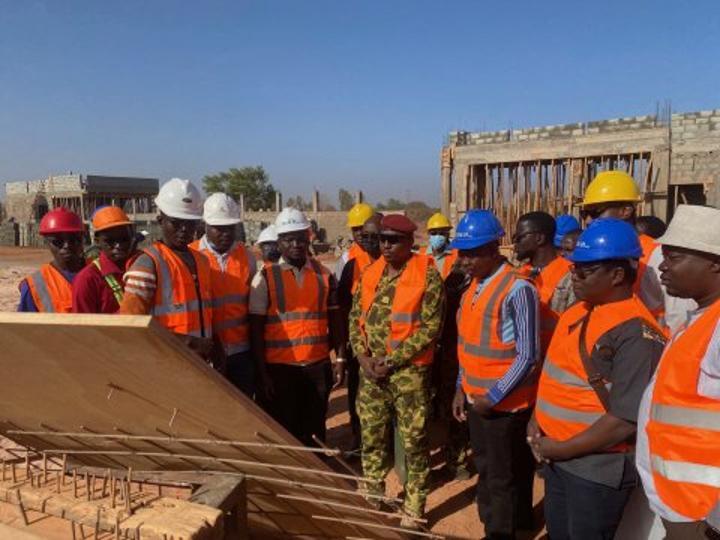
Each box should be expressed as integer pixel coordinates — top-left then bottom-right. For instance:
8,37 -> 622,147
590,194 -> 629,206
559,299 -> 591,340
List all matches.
570,263 -> 606,279
580,206 -> 612,220
166,217 -> 198,229
47,235 -> 83,248
98,233 -> 133,246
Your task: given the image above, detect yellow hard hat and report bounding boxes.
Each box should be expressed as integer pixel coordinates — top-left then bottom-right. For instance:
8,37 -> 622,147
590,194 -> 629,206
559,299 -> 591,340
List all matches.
346,203 -> 374,228
583,170 -> 641,207
427,212 -> 452,230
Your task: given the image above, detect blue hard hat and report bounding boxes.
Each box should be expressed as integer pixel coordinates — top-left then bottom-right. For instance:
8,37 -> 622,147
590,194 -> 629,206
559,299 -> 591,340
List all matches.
570,218 -> 642,263
554,214 -> 581,247
450,209 -> 505,250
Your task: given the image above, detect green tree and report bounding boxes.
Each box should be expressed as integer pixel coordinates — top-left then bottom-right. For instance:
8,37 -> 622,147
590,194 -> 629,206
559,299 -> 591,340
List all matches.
202,166 -> 276,211
338,189 -> 354,211
376,197 -> 405,211
405,201 -> 438,224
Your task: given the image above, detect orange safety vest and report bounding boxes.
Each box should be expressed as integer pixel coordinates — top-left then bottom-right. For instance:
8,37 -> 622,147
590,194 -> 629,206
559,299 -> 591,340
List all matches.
537,296 -> 662,451
143,242 -> 213,338
191,240 -> 251,355
264,259 -> 331,365
359,254 -> 434,366
457,263 -> 536,412
646,298 -> 720,520
349,246 -> 374,295
23,263 -> 74,313
533,257 -> 573,354
634,233 -> 665,324
423,247 -> 459,279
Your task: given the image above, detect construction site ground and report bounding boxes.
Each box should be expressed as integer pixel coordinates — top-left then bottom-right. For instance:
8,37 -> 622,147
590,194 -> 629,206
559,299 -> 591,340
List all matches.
0,246 -> 547,539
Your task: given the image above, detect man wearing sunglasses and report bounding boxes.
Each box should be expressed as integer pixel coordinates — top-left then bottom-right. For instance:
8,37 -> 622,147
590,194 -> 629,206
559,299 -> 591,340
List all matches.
528,218 -> 666,540
338,212 -> 382,454
18,207 -> 85,313
120,178 -> 214,362
72,206 -> 136,314
349,214 -> 445,526
514,211 -> 576,356
451,209 -> 539,539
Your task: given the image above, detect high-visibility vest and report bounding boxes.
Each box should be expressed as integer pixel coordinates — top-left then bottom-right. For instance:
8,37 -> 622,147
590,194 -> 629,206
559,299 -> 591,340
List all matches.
423,247 -> 459,279
349,246 -> 373,295
634,233 -> 665,324
532,256 -> 573,354
537,296 -> 662,451
91,258 -> 124,305
457,263 -> 536,412
23,263 -> 74,313
264,259 -> 331,365
191,241 -> 251,356
646,298 -> 720,520
142,242 -> 213,338
359,254 -> 434,366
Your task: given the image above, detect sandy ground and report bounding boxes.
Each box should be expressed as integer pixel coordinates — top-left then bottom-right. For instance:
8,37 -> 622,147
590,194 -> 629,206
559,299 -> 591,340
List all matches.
0,246 -> 547,539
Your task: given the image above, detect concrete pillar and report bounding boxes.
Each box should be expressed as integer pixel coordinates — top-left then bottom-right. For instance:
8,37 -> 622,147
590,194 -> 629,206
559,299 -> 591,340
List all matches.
454,162 -> 470,215
239,193 -> 245,219
312,190 -> 319,213
441,146 -> 453,219
652,146 -> 671,220
354,191 -> 363,204
275,192 -> 282,212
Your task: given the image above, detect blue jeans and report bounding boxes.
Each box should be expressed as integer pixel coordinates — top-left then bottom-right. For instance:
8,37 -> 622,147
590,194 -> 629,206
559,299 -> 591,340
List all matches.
225,351 -> 255,397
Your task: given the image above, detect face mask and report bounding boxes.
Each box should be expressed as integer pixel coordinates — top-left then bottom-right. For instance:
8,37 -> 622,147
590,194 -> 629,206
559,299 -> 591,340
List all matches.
429,234 -> 448,251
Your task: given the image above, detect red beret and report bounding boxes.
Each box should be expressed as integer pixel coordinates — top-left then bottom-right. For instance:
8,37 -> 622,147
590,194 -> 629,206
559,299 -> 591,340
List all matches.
381,214 -> 417,234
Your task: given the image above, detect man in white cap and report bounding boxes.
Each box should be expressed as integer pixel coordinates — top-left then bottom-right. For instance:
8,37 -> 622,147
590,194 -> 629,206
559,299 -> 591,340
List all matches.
191,193 -> 257,396
120,178 -> 214,361
636,204 -> 720,540
249,207 -> 347,446
256,224 -> 280,268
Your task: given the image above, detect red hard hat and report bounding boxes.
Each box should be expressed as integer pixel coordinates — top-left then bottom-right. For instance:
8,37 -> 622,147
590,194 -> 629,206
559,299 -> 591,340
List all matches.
39,208 -> 84,235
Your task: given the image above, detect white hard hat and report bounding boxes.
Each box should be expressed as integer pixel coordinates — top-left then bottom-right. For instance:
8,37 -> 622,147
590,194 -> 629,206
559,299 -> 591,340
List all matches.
155,178 -> 203,220
275,207 -> 310,235
203,192 -> 241,226
257,224 -> 278,244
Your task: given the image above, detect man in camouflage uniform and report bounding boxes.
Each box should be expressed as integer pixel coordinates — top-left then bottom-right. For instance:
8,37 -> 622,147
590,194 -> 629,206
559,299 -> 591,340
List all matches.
349,214 -> 445,526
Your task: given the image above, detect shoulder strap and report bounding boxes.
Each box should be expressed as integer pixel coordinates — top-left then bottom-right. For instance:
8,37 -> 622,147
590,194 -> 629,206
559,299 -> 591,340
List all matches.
577,311 -> 612,411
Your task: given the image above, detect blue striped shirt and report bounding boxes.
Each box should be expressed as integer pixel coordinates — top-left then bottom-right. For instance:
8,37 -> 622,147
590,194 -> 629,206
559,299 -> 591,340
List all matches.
458,263 -> 540,406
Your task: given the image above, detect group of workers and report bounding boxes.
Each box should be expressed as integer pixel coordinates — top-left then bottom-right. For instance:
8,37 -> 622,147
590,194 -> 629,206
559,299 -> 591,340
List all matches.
13,171 -> 720,539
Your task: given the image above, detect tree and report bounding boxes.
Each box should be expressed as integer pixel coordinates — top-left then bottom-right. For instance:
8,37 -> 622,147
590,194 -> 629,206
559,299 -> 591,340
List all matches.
405,201 -> 438,224
286,195 -> 312,211
376,198 -> 405,211
338,189 -> 354,211
202,166 -> 276,211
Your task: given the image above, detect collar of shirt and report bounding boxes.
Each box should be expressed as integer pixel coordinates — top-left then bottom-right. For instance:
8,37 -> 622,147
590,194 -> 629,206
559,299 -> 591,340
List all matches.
472,261 -> 508,302
276,256 -> 316,283
199,235 -> 239,271
97,251 -> 123,277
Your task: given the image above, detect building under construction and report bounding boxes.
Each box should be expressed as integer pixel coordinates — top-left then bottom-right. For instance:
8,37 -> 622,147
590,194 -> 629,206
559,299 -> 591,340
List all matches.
440,109 -> 720,237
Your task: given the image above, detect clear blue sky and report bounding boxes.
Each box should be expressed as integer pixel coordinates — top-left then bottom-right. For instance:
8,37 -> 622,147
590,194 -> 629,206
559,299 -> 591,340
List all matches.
1,0 -> 719,206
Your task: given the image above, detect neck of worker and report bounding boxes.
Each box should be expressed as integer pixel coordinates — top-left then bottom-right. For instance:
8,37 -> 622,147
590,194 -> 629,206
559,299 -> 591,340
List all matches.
695,284 -> 720,310
591,286 -> 633,307
531,244 -> 558,269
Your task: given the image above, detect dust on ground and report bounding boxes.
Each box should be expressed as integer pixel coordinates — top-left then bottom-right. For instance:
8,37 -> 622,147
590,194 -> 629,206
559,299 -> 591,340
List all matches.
0,246 -> 546,539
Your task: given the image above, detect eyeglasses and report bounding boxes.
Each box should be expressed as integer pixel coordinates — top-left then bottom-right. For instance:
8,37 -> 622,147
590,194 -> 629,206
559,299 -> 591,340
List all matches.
47,235 -> 83,248
166,217 -> 198,230
98,233 -> 133,247
580,206 -> 612,220
570,263 -> 605,279
379,234 -> 403,245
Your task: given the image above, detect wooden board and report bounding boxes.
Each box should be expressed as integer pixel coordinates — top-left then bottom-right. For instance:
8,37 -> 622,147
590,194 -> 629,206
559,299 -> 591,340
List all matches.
0,313 -> 417,539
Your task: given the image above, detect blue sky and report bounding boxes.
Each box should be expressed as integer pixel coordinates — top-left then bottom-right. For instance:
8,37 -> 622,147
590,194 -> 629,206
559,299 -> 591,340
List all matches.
1,0 -> 719,206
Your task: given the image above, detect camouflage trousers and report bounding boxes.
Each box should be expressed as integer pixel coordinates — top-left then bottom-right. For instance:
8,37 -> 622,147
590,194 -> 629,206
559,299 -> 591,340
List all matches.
357,365 -> 430,517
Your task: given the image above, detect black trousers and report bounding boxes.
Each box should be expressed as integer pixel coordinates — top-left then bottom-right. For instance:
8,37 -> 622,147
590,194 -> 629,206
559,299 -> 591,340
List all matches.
224,351 -> 255,398
544,463 -> 634,540
262,360 -> 332,447
468,406 -> 535,539
346,355 -> 361,441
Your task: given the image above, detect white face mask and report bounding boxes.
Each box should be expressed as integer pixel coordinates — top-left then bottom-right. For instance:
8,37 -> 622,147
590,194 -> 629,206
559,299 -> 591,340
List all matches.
429,234 -> 448,251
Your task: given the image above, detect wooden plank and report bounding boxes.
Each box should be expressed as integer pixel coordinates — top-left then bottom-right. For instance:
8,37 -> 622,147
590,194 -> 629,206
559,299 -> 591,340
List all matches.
0,313 -> 404,539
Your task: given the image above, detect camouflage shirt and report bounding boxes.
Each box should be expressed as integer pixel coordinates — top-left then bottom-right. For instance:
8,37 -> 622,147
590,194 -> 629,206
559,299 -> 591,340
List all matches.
349,259 -> 445,368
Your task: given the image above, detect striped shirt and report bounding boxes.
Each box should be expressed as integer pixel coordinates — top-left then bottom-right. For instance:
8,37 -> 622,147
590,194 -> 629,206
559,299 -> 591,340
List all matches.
458,263 -> 540,406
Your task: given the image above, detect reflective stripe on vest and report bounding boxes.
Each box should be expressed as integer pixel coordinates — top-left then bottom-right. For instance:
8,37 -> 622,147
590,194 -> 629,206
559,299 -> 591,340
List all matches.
143,243 -> 212,338
359,254 -> 434,366
264,259 -> 330,364
26,264 -> 73,313
92,258 -> 124,304
647,298 -> 720,520
537,296 -> 662,450
456,264 -> 535,412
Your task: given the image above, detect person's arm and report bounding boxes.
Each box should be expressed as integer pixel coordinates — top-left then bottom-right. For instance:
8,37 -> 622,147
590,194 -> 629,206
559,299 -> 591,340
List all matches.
119,253 -> 156,315
327,274 -> 346,387
536,319 -> 666,461
484,283 -> 539,406
17,280 -> 39,313
386,265 -> 446,369
248,268 -> 271,397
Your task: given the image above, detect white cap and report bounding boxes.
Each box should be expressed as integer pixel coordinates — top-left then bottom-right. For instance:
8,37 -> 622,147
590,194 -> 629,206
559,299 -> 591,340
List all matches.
203,192 -> 241,226
155,178 -> 203,220
257,224 -> 278,244
275,207 -> 310,235
658,204 -> 720,256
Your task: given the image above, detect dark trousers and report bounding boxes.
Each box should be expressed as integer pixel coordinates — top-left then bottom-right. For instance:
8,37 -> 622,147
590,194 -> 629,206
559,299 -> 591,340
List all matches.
225,351 -> 255,397
468,406 -> 535,539
346,355 -> 361,443
544,464 -> 634,540
262,360 -> 332,447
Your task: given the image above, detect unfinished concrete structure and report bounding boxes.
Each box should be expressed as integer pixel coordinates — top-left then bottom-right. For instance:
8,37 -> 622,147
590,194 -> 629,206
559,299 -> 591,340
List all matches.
441,109 -> 720,237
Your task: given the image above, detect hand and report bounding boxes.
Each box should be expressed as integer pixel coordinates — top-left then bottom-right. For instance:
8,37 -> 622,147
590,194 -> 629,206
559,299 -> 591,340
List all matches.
332,361 -> 346,389
470,394 -> 493,416
535,437 -> 569,462
452,388 -> 466,422
357,355 -> 378,381
180,335 -> 214,361
526,415 -> 545,463
372,357 -> 391,380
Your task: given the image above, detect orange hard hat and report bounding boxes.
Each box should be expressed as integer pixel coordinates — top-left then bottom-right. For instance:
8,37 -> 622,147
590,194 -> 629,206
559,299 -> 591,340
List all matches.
92,206 -> 132,232
39,208 -> 84,235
